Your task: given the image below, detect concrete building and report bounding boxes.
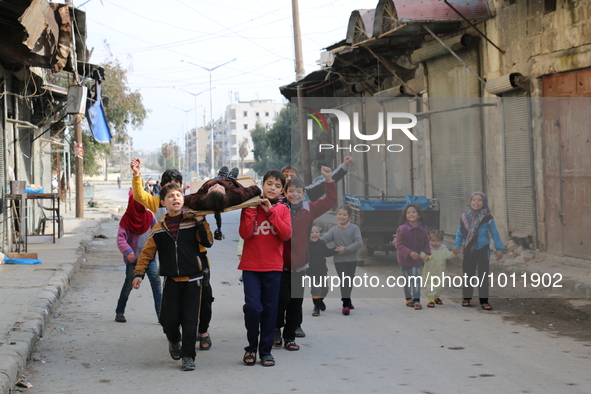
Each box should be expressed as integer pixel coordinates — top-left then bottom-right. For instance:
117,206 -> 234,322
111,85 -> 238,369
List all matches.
281,0 -> 591,261
220,100 -> 285,173
185,127 -> 209,179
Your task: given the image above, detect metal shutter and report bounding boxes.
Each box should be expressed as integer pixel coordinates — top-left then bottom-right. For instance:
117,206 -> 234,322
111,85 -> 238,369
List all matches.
426,49 -> 483,235
0,94 -> 5,251
502,91 -> 536,241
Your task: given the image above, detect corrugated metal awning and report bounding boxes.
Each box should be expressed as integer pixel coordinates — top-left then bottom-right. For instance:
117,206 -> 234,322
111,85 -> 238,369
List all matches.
393,0 -> 491,23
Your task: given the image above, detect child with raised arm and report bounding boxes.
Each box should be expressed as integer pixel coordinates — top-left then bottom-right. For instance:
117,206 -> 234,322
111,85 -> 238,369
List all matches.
239,170 -> 291,367
453,192 -> 504,311
421,229 -> 457,308
395,204 -> 431,310
275,167 -> 336,351
320,204 -> 363,315
132,184 -> 213,371
115,192 -> 161,323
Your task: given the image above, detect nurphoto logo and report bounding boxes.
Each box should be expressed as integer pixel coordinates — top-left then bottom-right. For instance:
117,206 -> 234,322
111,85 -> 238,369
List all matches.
304,108 -> 418,153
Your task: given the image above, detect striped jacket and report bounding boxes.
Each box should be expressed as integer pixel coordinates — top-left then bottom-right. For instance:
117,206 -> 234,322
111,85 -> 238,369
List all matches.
134,215 -> 213,280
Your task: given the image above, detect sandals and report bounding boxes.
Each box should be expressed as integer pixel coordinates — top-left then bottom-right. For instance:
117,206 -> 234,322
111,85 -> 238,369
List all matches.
462,299 -> 471,307
427,302 -> 435,308
414,302 -> 422,310
283,340 -> 300,351
273,329 -> 282,347
434,298 -> 443,305
481,303 -> 493,311
243,351 -> 256,366
260,354 -> 275,367
406,300 -> 415,307
199,334 -> 212,350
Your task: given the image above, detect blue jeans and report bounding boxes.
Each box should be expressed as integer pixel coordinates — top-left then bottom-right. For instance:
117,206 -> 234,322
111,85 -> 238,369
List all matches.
242,270 -> 281,357
399,265 -> 421,303
116,261 -> 162,317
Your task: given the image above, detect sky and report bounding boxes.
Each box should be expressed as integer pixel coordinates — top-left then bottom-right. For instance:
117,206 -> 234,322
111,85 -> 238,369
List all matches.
78,0 -> 380,151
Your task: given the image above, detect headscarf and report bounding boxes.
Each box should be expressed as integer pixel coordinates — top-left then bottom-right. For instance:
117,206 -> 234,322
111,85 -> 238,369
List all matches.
459,192 -> 493,252
120,191 -> 153,234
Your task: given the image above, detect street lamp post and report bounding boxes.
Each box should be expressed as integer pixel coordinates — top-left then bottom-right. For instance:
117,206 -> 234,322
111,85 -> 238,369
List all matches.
171,104 -> 202,173
175,87 -> 213,179
182,58 -> 237,176
171,105 -> 197,170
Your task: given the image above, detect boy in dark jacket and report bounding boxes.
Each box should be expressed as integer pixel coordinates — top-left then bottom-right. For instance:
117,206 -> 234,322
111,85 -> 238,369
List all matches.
133,184 -> 213,371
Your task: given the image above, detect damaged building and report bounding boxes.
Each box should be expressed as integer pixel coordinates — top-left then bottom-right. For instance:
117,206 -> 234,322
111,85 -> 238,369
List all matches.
281,0 -> 591,260
0,0 -> 101,253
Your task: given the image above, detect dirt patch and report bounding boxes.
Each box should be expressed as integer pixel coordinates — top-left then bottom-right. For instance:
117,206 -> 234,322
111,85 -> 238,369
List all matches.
495,298 -> 591,342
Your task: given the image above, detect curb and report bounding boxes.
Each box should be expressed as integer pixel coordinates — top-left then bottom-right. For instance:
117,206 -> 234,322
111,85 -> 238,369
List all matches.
0,224 -> 100,394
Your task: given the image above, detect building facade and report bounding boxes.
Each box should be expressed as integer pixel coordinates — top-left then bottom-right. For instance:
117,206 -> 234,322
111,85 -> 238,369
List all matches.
281,0 -> 591,260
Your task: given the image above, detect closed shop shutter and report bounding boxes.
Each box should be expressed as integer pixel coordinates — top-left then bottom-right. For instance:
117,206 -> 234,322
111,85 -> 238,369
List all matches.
0,98 -> 5,250
426,49 -> 483,235
503,90 -> 536,241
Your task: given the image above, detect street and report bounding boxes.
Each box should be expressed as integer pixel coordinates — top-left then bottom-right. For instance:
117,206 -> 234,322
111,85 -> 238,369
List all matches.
21,183 -> 591,393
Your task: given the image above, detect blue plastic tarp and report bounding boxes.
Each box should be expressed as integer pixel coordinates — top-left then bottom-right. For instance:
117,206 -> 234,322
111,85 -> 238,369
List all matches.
346,195 -> 432,211
4,258 -> 42,265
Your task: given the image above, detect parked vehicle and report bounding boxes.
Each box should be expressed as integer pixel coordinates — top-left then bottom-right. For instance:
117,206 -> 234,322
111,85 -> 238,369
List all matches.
344,194 -> 440,258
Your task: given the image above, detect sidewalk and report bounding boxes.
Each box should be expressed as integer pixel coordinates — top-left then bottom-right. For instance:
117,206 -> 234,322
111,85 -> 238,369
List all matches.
315,211 -> 591,298
0,204 -> 113,394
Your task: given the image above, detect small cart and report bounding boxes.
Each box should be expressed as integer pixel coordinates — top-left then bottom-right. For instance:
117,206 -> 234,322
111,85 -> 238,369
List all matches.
345,194 -> 440,257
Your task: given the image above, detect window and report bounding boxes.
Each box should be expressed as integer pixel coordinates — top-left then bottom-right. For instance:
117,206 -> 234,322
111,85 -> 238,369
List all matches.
243,111 -> 248,117
544,0 -> 556,13
243,124 -> 248,130
256,112 -> 260,117
265,112 -> 270,117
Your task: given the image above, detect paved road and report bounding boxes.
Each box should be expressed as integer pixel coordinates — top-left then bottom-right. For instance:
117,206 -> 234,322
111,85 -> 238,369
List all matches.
21,184 -> 591,393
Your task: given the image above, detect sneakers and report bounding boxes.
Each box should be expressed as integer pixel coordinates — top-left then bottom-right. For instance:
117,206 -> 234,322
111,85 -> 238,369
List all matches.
168,341 -> 181,360
342,307 -> 350,315
229,167 -> 239,178
181,357 -> 195,371
217,166 -> 229,177
294,326 -> 306,338
312,305 -> 320,316
115,314 -> 126,323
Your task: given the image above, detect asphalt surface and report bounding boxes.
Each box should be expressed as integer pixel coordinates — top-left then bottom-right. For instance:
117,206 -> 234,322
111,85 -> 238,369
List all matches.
2,182 -> 591,393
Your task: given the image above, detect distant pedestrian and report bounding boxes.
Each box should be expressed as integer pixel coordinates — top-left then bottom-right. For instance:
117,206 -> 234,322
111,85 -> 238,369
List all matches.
132,184 -> 213,371
117,176 -> 121,189
453,192 -> 504,311
115,191 -> 161,323
422,229 -> 457,308
153,180 -> 161,196
320,204 -> 363,315
395,204 -> 431,310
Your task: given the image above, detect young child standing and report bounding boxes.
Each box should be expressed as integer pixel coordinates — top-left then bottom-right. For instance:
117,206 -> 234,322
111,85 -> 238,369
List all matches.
132,184 -> 213,371
320,204 -> 363,315
307,224 -> 335,316
421,229 -> 457,308
395,204 -> 431,310
453,192 -> 504,311
115,192 -> 161,323
239,170 -> 291,367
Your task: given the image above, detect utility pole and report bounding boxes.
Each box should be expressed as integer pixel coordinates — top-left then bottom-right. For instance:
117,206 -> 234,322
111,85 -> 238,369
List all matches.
66,0 -> 84,218
292,0 -> 312,183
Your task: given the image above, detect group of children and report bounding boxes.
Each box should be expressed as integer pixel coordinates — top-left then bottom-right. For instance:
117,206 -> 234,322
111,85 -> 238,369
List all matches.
395,192 -> 504,311
116,155 -> 504,371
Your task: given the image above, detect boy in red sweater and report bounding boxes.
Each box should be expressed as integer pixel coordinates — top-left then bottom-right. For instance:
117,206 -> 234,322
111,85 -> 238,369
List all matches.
238,170 -> 291,367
